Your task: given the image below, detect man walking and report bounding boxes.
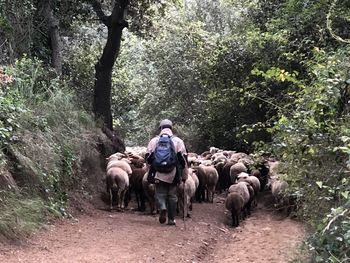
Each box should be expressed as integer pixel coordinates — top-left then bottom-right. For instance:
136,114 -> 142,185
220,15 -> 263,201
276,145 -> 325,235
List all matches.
146,119 -> 188,226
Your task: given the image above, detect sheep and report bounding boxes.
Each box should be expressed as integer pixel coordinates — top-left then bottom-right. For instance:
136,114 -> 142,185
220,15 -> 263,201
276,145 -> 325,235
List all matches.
206,166 -> 219,203
107,152 -> 127,160
221,150 -> 236,159
229,162 -> 247,184
189,168 -> 199,189
250,167 -> 269,192
194,165 -> 207,202
253,160 -> 270,191
193,165 -> 218,203
188,169 -> 199,211
209,147 -> 220,154
237,172 -> 261,196
129,157 -> 145,169
142,172 -> 156,214
200,151 -> 212,159
228,181 -> 252,217
129,165 -> 147,211
125,146 -> 147,159
188,155 -> 199,167
268,160 -> 280,178
230,152 -> 248,162
214,161 -> 226,193
106,155 -> 132,175
211,152 -> 228,165
106,167 -> 130,211
238,155 -> 254,168
270,177 -> 292,215
188,152 -> 199,158
177,174 -> 197,218
199,159 -> 212,166
225,192 -> 244,227
222,161 -> 236,191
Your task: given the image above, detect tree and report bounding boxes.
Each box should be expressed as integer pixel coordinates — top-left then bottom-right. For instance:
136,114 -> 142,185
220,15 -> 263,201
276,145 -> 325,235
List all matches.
41,0 -> 63,75
91,0 -> 129,131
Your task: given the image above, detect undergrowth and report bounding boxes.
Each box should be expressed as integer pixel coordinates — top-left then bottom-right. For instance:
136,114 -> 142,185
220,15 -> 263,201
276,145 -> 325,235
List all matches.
0,57 -> 98,241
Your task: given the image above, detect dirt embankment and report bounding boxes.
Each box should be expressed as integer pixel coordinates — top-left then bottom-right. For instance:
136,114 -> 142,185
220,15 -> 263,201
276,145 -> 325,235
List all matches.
0,192 -> 308,263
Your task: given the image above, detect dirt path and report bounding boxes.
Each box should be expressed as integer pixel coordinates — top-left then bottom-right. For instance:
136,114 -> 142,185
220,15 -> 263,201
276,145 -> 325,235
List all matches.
0,192 -> 307,263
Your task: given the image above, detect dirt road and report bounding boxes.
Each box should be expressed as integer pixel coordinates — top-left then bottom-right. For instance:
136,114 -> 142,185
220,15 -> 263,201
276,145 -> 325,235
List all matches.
0,192 -> 307,263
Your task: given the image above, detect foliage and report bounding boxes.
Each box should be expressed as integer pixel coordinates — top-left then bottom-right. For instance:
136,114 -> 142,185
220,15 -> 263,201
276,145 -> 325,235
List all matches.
63,21 -> 105,110
0,56 -> 97,239
265,42 -> 350,261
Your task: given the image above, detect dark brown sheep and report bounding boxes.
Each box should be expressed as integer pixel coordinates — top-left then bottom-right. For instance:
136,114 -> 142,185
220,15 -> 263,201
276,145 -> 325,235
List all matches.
222,161 -> 235,190
142,172 -> 156,214
194,165 -> 218,203
214,161 -> 226,193
225,192 -> 244,227
129,165 -> 147,211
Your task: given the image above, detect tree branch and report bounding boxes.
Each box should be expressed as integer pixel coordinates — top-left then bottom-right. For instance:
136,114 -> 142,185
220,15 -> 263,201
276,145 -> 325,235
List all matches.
326,0 -> 350,44
92,0 -> 109,26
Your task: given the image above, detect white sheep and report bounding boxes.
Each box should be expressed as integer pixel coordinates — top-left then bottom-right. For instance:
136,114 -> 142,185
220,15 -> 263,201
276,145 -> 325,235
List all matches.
106,158 -> 132,175
177,174 -> 197,218
230,152 -> 248,162
237,172 -> 261,195
270,176 -> 291,215
106,167 -> 130,211
189,168 -> 199,189
211,154 -> 228,166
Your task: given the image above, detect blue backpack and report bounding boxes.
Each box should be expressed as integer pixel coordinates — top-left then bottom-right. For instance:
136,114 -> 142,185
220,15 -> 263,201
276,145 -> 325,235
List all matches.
152,134 -> 178,173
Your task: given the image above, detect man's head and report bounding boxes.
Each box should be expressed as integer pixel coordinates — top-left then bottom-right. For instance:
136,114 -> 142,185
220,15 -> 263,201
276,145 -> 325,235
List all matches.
159,119 -> 173,130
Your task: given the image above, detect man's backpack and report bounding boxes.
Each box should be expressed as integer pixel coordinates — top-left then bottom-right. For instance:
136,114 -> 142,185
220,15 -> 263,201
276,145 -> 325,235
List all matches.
152,134 -> 178,173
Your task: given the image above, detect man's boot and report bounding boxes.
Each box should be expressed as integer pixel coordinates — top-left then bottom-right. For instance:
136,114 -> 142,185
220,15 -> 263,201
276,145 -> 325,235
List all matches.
167,199 -> 177,226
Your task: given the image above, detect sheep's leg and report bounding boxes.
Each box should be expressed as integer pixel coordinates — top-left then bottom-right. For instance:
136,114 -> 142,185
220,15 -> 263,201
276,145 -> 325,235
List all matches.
140,190 -> 146,212
247,201 -> 252,216
109,188 -> 113,211
124,188 -> 129,209
120,189 -> 125,210
235,213 -> 239,227
136,191 -> 140,210
150,199 -> 155,215
205,187 -> 209,202
116,189 -> 121,210
231,210 -> 235,227
186,196 -> 191,218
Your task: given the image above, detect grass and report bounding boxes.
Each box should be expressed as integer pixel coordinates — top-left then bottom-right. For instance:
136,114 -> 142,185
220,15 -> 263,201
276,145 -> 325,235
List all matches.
0,190 -> 46,241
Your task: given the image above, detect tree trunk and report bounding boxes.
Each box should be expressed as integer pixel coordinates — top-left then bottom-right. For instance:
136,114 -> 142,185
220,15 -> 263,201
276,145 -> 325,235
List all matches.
92,0 -> 129,130
42,0 -> 63,75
